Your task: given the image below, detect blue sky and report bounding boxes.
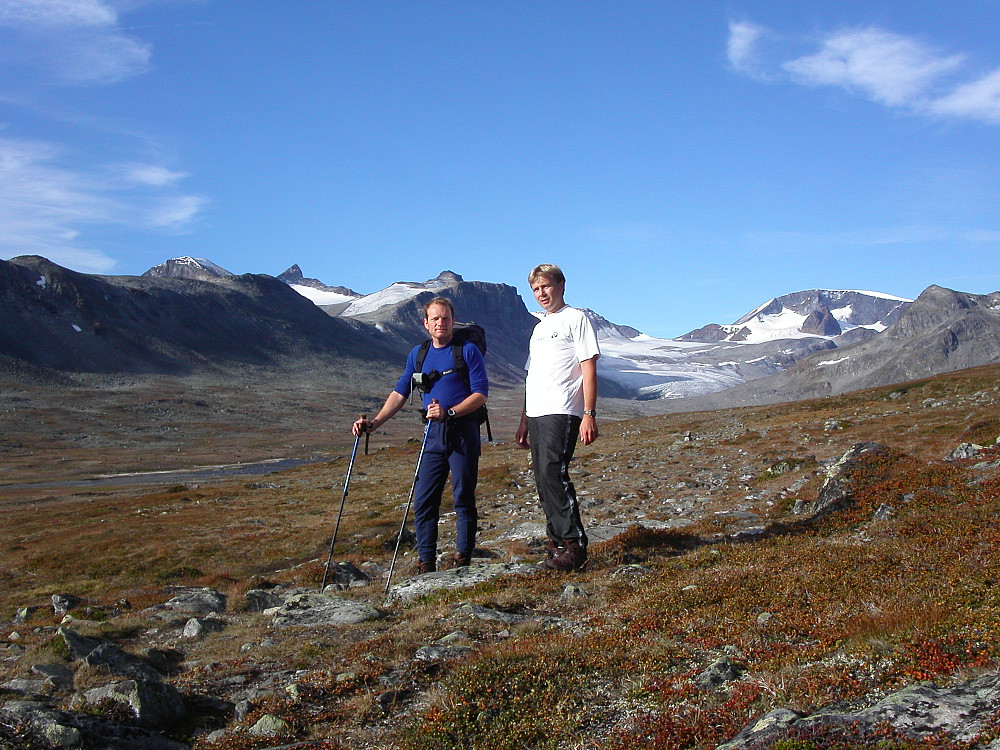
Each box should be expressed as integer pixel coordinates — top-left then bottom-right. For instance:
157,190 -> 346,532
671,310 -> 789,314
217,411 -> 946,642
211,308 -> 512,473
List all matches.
1,1 -> 998,338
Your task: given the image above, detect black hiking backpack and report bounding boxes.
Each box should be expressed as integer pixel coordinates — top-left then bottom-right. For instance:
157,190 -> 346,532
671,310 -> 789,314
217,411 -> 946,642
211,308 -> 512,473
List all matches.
414,322 -> 492,441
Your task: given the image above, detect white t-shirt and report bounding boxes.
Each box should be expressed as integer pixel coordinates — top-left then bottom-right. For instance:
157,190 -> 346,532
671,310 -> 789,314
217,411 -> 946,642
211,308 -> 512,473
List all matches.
524,305 -> 600,418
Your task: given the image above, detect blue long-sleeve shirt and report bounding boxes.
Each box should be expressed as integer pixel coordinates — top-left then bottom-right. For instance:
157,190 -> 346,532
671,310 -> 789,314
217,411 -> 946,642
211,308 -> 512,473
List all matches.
393,340 -> 488,411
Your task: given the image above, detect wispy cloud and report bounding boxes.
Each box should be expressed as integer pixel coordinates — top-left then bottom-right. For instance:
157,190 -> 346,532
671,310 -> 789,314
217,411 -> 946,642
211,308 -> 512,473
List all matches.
783,29 -> 964,108
927,68 -> 1000,122
743,225 -> 997,255
0,134 -> 207,272
146,194 -> 207,229
120,163 -> 190,187
0,0 -> 117,27
727,20 -> 770,81
0,2 -> 208,270
0,0 -> 152,84
729,21 -> 1000,125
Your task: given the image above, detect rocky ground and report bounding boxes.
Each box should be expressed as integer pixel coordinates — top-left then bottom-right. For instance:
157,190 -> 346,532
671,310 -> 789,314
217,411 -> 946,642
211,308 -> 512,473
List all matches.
3,365 -> 1000,748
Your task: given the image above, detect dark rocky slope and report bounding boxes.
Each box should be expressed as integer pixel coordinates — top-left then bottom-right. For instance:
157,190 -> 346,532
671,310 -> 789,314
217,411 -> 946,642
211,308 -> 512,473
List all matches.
0,255 -> 400,377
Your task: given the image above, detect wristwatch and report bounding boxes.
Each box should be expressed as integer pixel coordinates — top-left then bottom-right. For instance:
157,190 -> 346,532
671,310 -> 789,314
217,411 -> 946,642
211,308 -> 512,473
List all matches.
446,408 -> 457,421
583,409 -> 596,417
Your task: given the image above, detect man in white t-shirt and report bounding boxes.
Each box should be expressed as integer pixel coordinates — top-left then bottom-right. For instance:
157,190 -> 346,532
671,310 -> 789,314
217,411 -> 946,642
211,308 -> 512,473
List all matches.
515,264 -> 600,571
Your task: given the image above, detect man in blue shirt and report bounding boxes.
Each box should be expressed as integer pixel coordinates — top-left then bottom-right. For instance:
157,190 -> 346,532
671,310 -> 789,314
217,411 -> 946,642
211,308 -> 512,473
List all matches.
353,297 -> 488,573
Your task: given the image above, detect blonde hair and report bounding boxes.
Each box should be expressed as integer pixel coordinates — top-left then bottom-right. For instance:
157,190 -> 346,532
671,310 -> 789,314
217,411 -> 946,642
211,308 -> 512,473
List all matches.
528,263 -> 565,285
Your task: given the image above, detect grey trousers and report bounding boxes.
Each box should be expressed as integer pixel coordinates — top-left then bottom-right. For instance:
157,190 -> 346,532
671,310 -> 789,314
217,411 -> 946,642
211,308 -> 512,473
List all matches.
527,414 -> 588,547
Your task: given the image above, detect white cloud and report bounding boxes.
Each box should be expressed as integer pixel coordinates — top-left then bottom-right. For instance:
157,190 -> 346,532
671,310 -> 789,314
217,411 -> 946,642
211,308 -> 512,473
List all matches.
927,67 -> 1000,124
122,163 -> 189,186
727,20 -> 769,80
0,0 -> 152,84
0,134 -> 206,272
783,28 -> 964,108
0,0 -> 118,28
56,28 -> 152,84
147,194 -> 208,229
731,21 -> 1000,126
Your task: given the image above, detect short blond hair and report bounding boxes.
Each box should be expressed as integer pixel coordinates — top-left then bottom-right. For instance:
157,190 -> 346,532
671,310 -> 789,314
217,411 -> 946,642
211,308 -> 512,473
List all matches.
528,263 -> 565,285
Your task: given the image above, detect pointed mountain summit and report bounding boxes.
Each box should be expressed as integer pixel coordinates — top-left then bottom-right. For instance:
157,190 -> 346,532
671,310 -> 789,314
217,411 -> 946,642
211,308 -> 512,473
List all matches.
278,264 -> 360,297
800,306 -> 842,336
142,256 -> 233,281
278,264 -> 361,309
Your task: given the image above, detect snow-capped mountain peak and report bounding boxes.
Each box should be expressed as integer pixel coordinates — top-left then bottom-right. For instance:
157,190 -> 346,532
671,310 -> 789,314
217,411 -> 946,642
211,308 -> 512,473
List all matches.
277,265 -> 361,306
339,271 -> 463,317
682,289 -> 912,345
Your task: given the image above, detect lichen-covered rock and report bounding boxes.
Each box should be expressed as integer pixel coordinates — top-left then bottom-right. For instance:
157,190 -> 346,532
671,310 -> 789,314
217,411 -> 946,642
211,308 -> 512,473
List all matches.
162,587 -> 227,615
385,562 -> 537,604
1,701 -> 81,748
270,592 -> 383,627
57,626 -> 102,660
182,616 -> 226,638
84,643 -> 163,682
83,679 -> 186,730
718,672 -> 1000,749
810,442 -> 897,517
250,713 -> 291,736
245,588 -> 284,612
946,442 -> 984,461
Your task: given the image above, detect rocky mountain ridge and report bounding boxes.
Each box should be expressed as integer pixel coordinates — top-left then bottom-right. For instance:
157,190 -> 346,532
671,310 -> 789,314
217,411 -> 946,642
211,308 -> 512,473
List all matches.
0,255 -> 400,377
5,254 -> 1000,408
676,284 -> 1000,411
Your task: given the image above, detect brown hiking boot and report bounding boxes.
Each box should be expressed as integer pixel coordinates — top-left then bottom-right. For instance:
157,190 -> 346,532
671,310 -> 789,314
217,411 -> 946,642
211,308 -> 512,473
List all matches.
545,540 -> 587,572
538,539 -> 564,569
440,553 -> 471,570
411,560 -> 436,575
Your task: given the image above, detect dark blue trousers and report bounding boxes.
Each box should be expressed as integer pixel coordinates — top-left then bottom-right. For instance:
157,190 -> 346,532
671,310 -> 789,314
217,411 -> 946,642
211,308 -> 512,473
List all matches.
413,418 -> 480,563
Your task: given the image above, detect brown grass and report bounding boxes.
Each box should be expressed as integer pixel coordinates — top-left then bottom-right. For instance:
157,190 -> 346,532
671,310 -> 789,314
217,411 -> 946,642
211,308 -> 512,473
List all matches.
4,365 -> 1000,748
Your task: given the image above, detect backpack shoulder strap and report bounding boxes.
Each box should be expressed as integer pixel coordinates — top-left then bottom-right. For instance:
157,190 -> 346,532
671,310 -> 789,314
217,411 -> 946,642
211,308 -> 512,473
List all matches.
415,339 -> 431,372
452,341 -> 467,380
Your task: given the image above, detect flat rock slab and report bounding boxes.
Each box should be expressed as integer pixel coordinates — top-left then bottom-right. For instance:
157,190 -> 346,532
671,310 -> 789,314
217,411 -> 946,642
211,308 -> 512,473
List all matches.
386,562 -> 538,604
719,672 -> 1000,749
270,592 -> 384,627
163,587 -> 227,615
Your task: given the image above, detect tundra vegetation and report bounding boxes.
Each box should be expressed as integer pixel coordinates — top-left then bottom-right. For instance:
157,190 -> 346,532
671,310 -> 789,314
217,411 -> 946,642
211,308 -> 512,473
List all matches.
3,364 -> 1000,749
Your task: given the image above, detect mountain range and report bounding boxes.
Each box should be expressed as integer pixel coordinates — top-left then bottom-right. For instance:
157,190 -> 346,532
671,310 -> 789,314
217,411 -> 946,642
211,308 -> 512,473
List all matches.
4,254 -> 1000,409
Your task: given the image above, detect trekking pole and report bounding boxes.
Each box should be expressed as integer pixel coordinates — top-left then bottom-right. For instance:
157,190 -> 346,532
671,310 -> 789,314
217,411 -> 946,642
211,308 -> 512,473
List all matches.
383,406 -> 434,597
320,414 -> 365,592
